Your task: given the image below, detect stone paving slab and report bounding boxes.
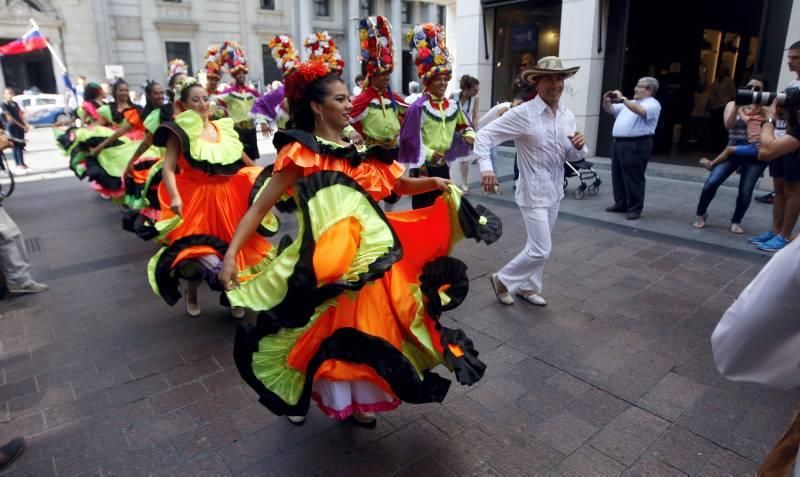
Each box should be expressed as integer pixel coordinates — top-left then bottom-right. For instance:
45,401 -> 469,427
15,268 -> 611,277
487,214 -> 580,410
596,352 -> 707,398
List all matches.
0,174 -> 795,476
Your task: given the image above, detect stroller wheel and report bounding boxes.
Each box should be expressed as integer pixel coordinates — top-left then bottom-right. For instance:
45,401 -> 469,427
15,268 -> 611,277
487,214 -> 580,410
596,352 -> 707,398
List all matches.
588,184 -> 599,195
574,189 -> 585,200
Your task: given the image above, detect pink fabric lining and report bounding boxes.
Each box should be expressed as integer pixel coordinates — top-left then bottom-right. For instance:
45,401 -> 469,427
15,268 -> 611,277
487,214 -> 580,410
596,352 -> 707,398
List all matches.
90,181 -> 125,198
311,392 -> 400,420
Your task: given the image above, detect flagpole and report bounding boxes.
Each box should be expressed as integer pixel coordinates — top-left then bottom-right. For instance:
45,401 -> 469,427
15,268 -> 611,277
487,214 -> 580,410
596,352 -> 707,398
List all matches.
29,18 -> 67,74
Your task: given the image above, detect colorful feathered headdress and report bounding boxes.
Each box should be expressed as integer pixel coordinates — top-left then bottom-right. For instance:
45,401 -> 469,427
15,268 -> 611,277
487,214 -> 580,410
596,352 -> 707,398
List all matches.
303,31 -> 344,73
220,40 -> 248,76
407,23 -> 452,84
358,16 -> 394,78
204,46 -> 222,80
268,35 -> 299,78
168,58 -> 189,79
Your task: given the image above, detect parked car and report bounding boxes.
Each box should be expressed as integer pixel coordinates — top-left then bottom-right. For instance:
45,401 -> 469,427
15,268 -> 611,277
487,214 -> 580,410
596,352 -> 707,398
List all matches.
12,93 -> 70,127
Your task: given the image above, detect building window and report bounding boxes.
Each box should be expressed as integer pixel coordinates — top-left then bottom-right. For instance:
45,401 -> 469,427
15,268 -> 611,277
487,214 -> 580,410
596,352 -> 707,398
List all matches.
402,1 -> 412,24
359,0 -> 373,17
262,44 -> 283,85
165,41 -> 193,74
315,0 -> 330,17
260,0 -> 275,9
437,5 -> 445,26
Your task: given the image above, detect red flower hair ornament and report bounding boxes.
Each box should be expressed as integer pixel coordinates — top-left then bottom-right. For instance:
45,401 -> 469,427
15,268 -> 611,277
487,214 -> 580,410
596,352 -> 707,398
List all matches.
284,60 -> 331,102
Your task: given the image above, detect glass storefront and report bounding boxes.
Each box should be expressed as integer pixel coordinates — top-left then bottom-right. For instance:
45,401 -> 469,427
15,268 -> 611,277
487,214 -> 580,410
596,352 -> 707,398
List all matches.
489,0 -> 562,104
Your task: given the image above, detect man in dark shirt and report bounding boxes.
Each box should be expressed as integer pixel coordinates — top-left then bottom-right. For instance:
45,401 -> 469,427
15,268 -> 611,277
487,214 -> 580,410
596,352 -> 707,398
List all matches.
1,88 -> 30,172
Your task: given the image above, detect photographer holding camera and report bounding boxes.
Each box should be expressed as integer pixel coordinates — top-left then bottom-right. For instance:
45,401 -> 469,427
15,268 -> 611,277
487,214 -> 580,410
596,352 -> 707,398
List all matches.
748,41 -> 800,251
602,77 -> 662,220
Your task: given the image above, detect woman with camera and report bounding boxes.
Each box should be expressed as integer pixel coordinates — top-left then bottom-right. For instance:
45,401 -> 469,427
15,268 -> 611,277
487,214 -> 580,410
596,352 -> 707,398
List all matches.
692,76 -> 770,235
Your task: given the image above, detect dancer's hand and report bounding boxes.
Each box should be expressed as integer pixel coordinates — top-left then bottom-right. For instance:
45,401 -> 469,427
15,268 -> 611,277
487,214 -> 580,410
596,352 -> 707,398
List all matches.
433,177 -> 452,192
260,123 -> 272,138
219,256 -> 239,291
170,196 -> 183,217
349,130 -> 364,146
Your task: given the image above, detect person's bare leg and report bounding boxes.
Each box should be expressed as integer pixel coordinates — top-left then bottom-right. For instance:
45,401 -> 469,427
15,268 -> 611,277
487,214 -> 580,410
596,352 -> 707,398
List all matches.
460,161 -> 470,192
185,279 -> 202,317
780,181 -> 800,238
772,178 -> 786,234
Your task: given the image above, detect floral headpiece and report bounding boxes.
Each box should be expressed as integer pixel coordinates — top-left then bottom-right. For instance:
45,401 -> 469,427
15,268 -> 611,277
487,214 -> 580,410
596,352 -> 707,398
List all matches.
358,16 -> 394,79
268,35 -> 299,78
303,31 -> 344,73
220,40 -> 248,76
406,23 -> 452,84
284,61 -> 330,103
174,76 -> 200,99
168,58 -> 189,79
204,46 -> 222,80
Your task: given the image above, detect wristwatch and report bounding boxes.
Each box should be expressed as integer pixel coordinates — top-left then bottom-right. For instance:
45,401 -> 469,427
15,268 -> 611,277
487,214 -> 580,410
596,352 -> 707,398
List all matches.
762,117 -> 776,126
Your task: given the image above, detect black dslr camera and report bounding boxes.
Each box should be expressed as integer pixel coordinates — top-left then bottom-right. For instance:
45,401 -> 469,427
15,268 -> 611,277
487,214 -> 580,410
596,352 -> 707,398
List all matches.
735,87 -> 800,108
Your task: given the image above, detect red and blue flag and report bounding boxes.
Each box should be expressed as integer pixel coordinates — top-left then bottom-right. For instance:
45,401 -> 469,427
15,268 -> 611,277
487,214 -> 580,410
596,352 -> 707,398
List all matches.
0,27 -> 48,56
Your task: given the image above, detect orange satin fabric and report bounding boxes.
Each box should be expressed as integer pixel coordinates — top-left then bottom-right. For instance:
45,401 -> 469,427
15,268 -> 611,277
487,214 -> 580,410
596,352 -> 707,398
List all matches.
158,158 -> 271,269
274,142 -> 405,201
313,217 -> 362,287
286,198 -> 455,389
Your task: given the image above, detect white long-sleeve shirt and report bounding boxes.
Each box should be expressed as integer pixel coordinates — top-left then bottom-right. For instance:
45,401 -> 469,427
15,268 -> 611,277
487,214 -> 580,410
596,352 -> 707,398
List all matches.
475,95 -> 587,208
711,237 -> 800,390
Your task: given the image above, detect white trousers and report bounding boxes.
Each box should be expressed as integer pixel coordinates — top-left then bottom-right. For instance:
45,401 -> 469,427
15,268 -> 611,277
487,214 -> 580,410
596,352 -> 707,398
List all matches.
498,204 -> 559,294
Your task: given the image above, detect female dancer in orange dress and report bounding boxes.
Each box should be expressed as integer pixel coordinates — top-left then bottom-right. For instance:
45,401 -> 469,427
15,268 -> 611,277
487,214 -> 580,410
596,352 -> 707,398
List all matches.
219,58 -> 501,427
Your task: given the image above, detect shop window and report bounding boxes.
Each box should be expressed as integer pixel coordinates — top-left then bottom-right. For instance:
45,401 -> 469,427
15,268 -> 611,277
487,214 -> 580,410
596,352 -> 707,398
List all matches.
491,0 -> 561,104
315,0 -> 330,17
260,0 -> 275,9
165,41 -> 193,74
437,5 -> 445,26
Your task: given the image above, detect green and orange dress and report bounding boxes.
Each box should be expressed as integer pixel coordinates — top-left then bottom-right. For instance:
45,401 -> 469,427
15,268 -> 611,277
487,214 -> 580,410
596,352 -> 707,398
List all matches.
147,110 -> 273,308
227,130 -> 501,420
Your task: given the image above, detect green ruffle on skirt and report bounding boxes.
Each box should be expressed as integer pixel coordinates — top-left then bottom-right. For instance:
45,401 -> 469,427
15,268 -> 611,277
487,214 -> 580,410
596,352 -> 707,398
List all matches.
97,139 -> 137,179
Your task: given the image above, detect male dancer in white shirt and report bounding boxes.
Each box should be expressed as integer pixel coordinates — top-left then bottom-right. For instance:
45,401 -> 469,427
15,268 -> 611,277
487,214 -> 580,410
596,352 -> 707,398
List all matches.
476,57 -> 587,307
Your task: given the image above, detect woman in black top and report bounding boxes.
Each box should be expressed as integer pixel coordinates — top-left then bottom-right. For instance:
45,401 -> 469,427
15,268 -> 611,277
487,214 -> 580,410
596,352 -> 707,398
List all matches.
2,88 -> 30,171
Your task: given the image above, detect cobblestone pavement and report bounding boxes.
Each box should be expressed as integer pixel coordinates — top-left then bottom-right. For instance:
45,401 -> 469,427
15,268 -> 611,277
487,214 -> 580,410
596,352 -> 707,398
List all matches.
0,174 -> 795,476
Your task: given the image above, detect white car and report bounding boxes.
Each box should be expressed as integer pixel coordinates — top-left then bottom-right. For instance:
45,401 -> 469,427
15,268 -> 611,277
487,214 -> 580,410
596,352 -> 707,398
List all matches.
12,93 -> 70,127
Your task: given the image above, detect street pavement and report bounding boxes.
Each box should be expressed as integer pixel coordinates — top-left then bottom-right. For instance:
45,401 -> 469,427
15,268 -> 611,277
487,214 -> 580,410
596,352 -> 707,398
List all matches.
0,131 -> 795,476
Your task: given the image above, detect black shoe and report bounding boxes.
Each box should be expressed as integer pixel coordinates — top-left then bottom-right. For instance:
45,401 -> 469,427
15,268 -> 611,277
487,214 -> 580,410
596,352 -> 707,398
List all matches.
754,192 -> 775,204
349,413 -> 378,429
605,206 -> 626,213
0,438 -> 25,471
626,212 -> 641,220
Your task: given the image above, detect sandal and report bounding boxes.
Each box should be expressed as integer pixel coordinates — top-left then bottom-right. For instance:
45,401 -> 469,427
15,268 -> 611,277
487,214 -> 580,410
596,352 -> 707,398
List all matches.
692,214 -> 708,229
730,223 -> 745,235
350,412 -> 377,429
287,415 -> 306,426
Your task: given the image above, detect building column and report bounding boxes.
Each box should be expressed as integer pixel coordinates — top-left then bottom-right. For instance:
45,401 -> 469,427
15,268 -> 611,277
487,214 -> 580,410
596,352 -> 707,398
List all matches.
558,0 -> 606,157
296,0 -> 313,60
777,1 -> 800,89
346,0 -> 360,88
389,0 -> 402,92
451,0 -> 490,111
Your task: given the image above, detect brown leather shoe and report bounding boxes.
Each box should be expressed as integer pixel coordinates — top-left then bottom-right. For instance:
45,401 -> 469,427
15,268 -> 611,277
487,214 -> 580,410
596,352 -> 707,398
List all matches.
605,206 -> 626,213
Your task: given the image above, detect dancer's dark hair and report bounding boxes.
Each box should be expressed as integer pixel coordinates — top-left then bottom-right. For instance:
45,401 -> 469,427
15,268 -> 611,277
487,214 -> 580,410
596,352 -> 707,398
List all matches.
84,82 -> 103,103
288,73 -> 345,133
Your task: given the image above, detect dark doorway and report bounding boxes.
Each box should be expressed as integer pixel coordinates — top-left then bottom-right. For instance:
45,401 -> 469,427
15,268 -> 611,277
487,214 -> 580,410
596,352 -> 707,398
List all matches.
0,43 -> 56,93
597,0 -> 789,164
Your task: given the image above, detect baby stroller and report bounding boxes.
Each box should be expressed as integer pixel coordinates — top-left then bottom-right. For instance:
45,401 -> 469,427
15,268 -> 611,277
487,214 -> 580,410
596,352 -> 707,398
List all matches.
563,159 -> 601,199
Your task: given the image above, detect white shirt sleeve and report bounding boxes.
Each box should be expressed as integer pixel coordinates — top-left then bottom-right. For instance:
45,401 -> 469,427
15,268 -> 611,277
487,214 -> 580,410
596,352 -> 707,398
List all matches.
642,98 -> 661,121
474,105 -> 529,173
711,238 -> 800,389
612,103 -> 624,117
